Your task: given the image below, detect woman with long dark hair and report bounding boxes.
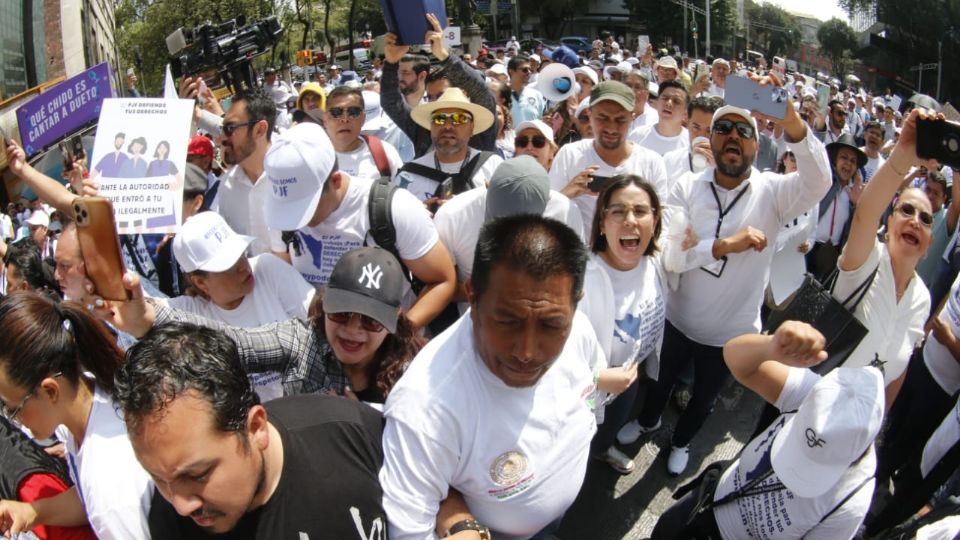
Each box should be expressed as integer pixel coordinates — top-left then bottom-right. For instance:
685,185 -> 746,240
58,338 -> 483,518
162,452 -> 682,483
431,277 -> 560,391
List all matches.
0,292 -> 153,539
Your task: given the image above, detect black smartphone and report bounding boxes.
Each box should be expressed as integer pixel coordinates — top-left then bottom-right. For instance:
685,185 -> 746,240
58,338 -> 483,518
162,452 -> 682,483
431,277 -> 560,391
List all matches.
917,118 -> 960,169
587,174 -> 613,193
71,135 -> 85,160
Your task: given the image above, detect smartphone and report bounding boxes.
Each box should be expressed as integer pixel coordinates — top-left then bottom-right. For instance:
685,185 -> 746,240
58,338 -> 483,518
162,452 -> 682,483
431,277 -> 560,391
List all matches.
917,117 -> 960,169
587,174 -> 613,194
60,142 -> 74,171
71,135 -> 85,160
73,197 -> 130,301
695,63 -> 709,82
724,75 -> 789,120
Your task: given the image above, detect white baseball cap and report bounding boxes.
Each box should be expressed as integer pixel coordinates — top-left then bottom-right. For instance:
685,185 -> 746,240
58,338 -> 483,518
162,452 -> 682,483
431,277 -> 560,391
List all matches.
771,367 -> 884,498
263,122 -> 337,231
24,211 -> 49,228
711,105 -> 759,140
486,63 -> 507,77
361,90 -> 384,132
574,96 -> 591,118
573,67 -> 598,86
173,211 -> 254,273
514,120 -> 556,147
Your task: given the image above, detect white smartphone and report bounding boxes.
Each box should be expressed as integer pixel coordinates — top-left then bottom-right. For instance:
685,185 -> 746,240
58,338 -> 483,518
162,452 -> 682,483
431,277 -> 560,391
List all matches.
725,75 -> 789,120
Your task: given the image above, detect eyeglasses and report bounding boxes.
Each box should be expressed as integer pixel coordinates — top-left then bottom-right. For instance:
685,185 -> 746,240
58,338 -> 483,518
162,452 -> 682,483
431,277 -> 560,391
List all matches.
431,112 -> 474,126
712,119 -> 755,139
1,372 -> 62,426
515,135 -> 547,149
327,106 -> 364,119
221,120 -> 259,137
326,312 -> 386,332
896,202 -> 934,227
604,203 -> 653,222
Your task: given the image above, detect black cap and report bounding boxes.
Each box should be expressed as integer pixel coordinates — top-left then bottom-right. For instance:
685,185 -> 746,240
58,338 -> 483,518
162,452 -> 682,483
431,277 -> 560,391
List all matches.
826,133 -> 868,169
323,247 -> 404,333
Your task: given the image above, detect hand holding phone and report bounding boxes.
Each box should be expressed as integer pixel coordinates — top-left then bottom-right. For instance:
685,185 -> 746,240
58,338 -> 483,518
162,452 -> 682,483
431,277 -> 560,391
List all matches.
73,197 -> 130,301
725,75 -> 789,121
587,174 -> 613,194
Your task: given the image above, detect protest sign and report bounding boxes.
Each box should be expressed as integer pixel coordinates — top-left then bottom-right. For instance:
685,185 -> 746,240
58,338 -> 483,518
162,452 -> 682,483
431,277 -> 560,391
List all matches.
88,98 -> 194,235
16,63 -> 114,158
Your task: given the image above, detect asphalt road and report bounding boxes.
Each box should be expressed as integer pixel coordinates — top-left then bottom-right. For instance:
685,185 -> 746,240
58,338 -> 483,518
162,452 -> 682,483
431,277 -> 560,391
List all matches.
557,377 -> 766,539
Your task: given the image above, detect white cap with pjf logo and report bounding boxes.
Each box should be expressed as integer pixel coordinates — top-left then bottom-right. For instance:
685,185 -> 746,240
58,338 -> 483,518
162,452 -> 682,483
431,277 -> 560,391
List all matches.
263,122 -> 337,231
173,211 -> 254,273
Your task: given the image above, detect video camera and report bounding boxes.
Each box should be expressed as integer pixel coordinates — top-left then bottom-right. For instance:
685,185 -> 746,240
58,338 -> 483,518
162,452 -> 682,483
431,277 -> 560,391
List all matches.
166,16 -> 282,93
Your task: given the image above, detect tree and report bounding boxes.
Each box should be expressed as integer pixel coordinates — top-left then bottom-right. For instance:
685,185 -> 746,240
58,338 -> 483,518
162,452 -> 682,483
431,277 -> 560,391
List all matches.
816,18 -> 857,77
622,0 -> 737,56
744,0 -> 802,59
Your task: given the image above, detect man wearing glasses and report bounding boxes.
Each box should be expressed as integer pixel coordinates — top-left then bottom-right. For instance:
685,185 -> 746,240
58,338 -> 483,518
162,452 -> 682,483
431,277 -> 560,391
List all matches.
507,55 -> 546,124
616,81 -> 831,476
215,87 -> 278,257
820,99 -> 851,144
395,88 -> 503,204
320,86 -> 404,180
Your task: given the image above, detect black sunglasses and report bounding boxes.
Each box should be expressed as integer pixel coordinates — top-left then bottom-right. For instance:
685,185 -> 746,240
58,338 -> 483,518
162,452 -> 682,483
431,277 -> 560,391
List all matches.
896,202 -> 934,227
328,107 -> 364,119
325,312 -> 385,332
712,119 -> 755,139
515,135 -> 547,149
221,120 -> 259,136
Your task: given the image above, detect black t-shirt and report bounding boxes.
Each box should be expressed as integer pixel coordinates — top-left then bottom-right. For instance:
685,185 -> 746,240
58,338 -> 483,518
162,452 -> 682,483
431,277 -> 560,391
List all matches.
147,395 -> 386,539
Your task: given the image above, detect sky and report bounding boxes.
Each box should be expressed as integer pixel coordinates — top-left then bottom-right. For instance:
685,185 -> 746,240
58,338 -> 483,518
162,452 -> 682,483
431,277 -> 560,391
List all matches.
762,0 -> 851,22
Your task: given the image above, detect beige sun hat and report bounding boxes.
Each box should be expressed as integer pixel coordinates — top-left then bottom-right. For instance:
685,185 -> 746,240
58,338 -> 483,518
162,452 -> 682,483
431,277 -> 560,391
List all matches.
410,87 -> 495,135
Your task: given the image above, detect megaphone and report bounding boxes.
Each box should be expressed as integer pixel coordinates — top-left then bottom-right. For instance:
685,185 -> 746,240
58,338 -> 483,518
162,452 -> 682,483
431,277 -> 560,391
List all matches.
536,63 -> 576,103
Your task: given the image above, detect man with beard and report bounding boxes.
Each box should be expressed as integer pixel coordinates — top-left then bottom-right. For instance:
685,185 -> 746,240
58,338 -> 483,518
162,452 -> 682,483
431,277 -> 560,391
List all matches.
394,88 -> 503,204
381,14 -> 497,158
395,55 -> 429,108
549,80 -> 668,226
615,86 -> 831,476
215,88 -> 277,256
508,55 -> 546,124
861,120 -> 887,182
819,99 -> 851,144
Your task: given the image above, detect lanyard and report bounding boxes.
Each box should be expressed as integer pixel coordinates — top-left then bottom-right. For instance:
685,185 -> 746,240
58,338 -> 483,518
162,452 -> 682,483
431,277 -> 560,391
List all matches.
708,182 -> 750,239
828,191 -> 839,239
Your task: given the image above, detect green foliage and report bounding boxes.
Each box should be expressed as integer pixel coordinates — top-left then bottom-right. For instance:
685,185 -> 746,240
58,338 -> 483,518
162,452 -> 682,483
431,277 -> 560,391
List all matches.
622,0 -> 737,56
816,17 -> 857,76
743,0 -> 802,59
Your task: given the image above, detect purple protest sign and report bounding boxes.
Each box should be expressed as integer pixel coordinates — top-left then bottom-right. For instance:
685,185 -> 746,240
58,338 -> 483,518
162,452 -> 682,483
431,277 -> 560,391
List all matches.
16,62 -> 114,158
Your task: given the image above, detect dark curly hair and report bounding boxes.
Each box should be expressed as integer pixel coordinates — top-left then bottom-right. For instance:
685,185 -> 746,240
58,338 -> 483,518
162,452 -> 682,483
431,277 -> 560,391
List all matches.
308,296 -> 424,401
116,322 -> 261,438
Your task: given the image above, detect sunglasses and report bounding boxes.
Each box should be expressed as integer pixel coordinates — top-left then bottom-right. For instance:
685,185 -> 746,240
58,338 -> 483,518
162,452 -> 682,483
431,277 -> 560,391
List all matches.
896,202 -> 934,227
712,119 -> 755,139
326,312 -> 386,332
431,112 -> 474,126
515,135 -> 547,149
221,120 -> 259,136
328,106 -> 364,119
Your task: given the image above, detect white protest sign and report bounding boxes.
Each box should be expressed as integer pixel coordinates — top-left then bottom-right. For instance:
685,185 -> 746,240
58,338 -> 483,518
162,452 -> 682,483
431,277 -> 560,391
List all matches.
889,95 -> 902,112
89,98 -> 194,234
442,26 -> 461,48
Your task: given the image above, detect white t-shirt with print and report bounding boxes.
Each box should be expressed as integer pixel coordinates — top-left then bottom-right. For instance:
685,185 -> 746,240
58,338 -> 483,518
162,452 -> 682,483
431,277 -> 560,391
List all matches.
628,124 -> 690,157
713,368 -> 875,540
833,238 -> 930,385
595,255 -> 665,368
380,311 -> 601,540
56,385 -> 153,540
924,272 -> 960,394
336,137 -> 404,181
395,148 -> 504,202
548,139 -> 668,227
270,174 -> 438,292
165,254 -> 316,401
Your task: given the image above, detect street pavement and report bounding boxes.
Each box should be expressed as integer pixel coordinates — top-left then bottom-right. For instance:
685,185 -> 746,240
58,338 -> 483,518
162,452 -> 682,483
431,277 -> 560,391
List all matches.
558,376 -> 765,539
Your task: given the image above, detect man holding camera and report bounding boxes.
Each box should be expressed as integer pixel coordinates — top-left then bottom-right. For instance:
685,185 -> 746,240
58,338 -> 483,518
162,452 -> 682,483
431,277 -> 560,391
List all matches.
549,80 -> 668,226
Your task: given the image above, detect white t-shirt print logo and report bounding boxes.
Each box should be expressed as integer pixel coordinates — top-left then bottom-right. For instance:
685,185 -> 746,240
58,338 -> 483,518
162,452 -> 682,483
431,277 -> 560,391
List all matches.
297,508 -> 384,539
359,263 -> 383,289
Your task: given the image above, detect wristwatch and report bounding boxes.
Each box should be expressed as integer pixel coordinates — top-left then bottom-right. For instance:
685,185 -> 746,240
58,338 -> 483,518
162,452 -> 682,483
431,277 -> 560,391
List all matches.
443,519 -> 491,540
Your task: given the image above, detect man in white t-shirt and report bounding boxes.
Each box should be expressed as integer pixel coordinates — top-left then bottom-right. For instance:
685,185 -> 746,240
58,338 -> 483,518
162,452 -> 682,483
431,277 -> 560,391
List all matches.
618,95 -> 832,475
380,214 -> 603,540
629,79 -> 690,156
663,95 -> 724,187
263,122 -> 456,330
320,86 -> 403,181
706,58 -> 730,98
215,87 -> 276,256
394,88 -> 504,204
651,321 -> 883,540
549,80 -> 668,226
624,70 -> 659,131
167,211 -> 316,401
861,120 -> 887,182
435,156 -> 585,312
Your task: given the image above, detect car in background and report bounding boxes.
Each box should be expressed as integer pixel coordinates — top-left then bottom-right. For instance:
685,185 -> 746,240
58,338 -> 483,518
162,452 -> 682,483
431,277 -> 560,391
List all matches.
483,39 -> 510,54
560,36 -> 592,54
520,38 -> 560,54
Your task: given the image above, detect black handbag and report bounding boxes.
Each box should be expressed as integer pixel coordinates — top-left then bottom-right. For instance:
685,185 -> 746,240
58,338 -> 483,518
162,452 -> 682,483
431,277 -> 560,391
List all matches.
764,266 -> 879,374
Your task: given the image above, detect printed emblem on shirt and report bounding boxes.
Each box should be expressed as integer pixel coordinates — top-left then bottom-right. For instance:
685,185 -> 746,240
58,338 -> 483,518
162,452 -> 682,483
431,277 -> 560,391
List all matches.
488,450 -> 534,500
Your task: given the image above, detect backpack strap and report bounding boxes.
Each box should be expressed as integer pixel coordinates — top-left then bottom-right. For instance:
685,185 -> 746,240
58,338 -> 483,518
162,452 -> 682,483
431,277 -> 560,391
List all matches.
361,134 -> 391,178
397,162 -> 451,183
451,150 -> 496,195
367,176 -> 401,262
815,475 -> 874,526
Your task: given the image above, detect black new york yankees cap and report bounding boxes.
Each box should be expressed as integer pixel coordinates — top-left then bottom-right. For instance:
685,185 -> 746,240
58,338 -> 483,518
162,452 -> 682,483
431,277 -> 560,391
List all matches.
323,247 -> 404,333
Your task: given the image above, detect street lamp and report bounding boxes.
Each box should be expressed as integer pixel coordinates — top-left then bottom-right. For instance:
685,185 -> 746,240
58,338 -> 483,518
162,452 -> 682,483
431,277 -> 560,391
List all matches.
937,27 -> 955,102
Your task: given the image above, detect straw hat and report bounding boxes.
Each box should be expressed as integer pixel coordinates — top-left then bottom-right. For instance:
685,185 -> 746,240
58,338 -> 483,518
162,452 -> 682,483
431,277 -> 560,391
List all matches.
410,88 -> 495,135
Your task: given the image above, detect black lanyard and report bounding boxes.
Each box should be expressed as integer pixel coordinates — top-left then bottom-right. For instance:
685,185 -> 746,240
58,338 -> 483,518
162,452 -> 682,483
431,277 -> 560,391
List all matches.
708,182 -> 750,239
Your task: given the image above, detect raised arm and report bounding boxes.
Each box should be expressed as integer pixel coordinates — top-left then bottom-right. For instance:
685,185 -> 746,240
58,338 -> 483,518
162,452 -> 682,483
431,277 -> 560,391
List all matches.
4,139 -> 95,216
840,109 -> 933,272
